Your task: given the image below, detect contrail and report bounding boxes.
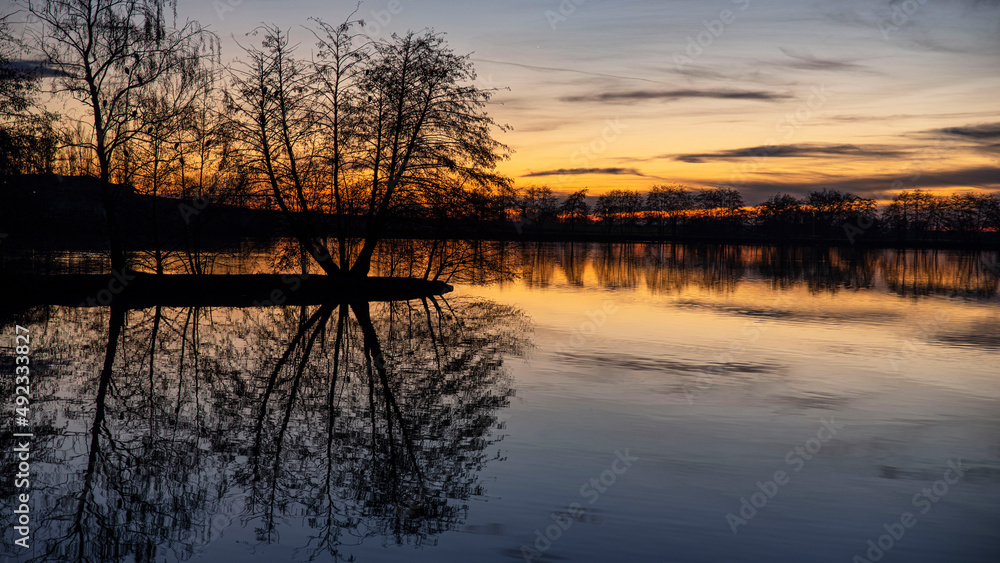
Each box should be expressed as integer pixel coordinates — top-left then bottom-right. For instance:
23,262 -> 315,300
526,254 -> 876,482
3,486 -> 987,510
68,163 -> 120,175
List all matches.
472,58 -> 675,86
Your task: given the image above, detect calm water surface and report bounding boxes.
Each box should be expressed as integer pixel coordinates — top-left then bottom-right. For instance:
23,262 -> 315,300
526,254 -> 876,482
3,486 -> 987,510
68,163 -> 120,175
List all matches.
2,244 -> 998,562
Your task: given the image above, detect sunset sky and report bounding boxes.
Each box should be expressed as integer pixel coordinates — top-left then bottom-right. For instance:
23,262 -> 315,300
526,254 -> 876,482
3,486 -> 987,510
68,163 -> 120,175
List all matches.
19,0 -> 1000,203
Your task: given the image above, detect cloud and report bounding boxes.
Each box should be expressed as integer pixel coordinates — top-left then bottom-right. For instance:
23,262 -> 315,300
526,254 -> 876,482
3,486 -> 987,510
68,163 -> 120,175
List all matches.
1,60 -> 72,78
716,166 -> 1000,203
931,122 -> 1000,140
472,58 -> 676,86
824,111 -> 989,124
522,167 -> 643,177
915,123 -> 1000,155
821,0 -> 1000,56
559,89 -> 792,103
775,48 -> 867,72
674,143 -> 910,163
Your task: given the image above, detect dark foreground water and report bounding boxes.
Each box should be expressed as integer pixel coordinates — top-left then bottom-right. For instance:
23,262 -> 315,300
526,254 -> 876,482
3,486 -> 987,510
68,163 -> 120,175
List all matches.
2,244 -> 999,562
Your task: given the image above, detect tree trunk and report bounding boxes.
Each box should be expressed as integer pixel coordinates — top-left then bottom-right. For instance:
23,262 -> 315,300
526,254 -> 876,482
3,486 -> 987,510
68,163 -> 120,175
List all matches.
100,171 -> 127,272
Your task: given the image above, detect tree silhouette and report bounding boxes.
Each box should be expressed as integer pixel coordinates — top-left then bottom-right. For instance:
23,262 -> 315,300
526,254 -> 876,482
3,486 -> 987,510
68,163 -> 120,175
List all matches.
227,20 -> 511,279
24,0 -> 215,271
646,184 -> 694,239
0,11 -> 57,181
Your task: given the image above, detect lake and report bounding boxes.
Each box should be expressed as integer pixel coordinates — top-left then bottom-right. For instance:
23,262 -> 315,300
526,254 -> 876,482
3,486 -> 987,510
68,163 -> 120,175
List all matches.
2,243 -> 999,562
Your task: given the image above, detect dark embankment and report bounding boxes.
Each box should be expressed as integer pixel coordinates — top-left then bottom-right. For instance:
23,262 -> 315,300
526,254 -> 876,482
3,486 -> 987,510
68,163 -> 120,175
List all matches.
1,273 -> 453,309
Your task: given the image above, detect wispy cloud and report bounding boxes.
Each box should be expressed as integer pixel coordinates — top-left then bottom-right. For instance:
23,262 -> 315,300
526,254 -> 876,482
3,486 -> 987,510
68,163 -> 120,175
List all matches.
824,111 -> 990,124
931,122 -> 1000,140
2,59 -> 72,78
674,143 -> 910,163
775,48 -> 867,72
718,165 -> 1000,203
560,89 -> 792,103
472,58 -> 676,86
523,167 -> 644,177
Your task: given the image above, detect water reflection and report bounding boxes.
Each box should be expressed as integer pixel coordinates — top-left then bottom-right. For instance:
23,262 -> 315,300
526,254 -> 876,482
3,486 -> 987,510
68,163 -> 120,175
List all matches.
2,242 -> 998,562
6,242 -> 997,300
1,298 -> 529,562
501,243 -> 999,300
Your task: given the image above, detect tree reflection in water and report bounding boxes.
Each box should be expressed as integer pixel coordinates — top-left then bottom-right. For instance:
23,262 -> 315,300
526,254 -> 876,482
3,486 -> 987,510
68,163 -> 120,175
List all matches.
0,297 -> 529,562
500,243 -> 1000,300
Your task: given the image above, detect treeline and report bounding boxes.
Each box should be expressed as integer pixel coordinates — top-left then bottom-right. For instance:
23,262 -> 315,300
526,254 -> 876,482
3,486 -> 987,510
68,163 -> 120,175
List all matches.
499,185 -> 1000,245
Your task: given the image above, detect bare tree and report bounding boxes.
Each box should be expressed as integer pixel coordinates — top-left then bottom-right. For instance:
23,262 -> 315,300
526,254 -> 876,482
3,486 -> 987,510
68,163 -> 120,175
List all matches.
559,188 -> 590,237
596,189 -> 643,236
24,0 -> 215,270
347,29 -> 510,277
228,24 -> 334,275
1,10 -> 57,181
646,184 -> 694,239
228,22 -> 510,279
0,11 -> 35,116
310,16 -> 369,270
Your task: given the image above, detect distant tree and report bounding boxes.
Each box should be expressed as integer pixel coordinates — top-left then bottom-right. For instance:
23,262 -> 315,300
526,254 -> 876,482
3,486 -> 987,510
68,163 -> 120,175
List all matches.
881,189 -> 1000,244
595,189 -> 642,236
941,192 -> 998,243
697,186 -> 744,215
127,63 -> 227,274
25,0 -> 215,271
757,193 -> 804,238
695,186 -> 744,236
986,194 -> 1000,234
646,184 -> 694,239
559,188 -> 590,236
882,190 -> 915,240
517,185 -> 559,231
806,188 -> 876,238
